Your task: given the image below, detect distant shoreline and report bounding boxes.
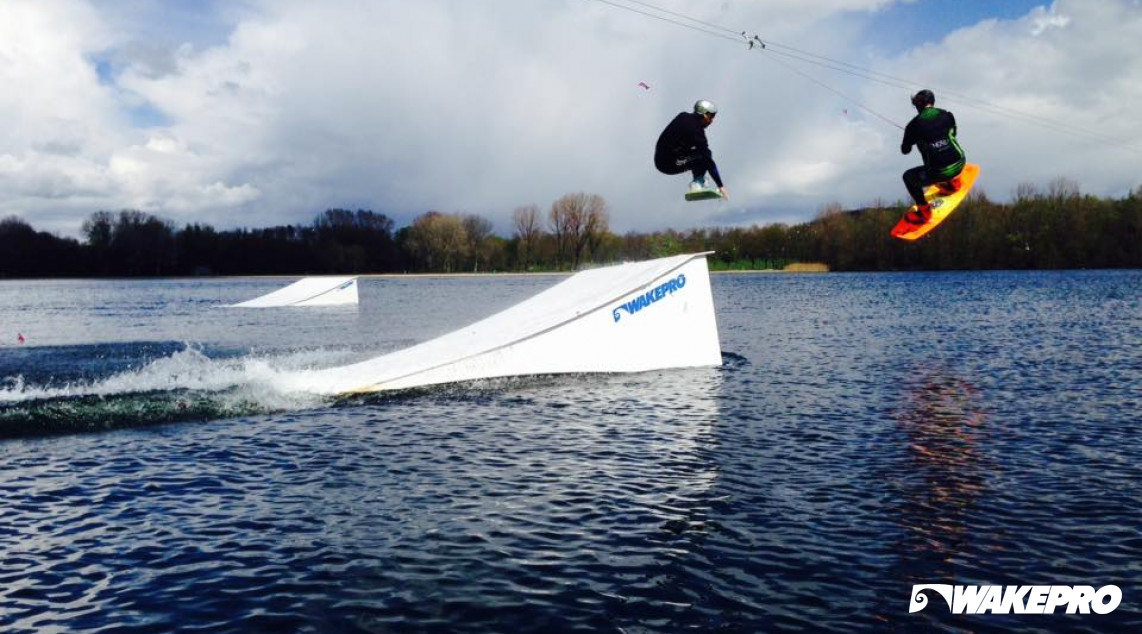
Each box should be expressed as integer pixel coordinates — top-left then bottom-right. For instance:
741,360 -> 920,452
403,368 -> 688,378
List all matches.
353,267 -> 831,279
0,265 -> 835,282
294,264 -> 832,279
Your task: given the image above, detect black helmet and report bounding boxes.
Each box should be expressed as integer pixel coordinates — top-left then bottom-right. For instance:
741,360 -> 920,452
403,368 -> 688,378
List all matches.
911,89 -> 935,110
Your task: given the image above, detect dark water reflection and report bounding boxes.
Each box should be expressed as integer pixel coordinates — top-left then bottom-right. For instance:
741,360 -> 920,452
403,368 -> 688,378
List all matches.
0,271 -> 1139,633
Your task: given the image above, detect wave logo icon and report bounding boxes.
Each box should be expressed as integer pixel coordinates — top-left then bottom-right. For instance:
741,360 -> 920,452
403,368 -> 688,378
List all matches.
910,585 -> 953,613
909,584 -> 1122,615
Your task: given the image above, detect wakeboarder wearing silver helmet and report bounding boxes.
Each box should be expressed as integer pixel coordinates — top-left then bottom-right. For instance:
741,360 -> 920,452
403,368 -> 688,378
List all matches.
654,100 -> 728,200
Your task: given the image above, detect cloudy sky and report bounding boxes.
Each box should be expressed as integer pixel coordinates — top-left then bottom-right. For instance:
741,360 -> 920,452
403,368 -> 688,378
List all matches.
2,0 -> 1141,237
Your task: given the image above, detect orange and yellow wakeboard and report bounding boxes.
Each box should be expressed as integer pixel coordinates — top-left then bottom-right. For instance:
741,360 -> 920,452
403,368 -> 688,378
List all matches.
890,163 -> 980,241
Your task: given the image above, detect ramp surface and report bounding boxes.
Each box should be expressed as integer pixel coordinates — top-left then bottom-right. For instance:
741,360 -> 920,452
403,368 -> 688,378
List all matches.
230,276 -> 358,307
288,253 -> 721,395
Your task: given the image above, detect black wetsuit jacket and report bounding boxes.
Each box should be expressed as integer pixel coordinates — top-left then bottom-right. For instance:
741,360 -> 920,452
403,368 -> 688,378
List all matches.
901,107 -> 965,179
655,112 -> 723,187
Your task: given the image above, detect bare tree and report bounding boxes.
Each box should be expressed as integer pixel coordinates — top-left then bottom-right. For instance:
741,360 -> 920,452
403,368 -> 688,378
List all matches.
1047,177 -> 1080,202
549,193 -> 609,269
1014,182 -> 1039,204
583,200 -> 610,263
462,213 -> 494,272
512,204 -> 541,270
548,201 -> 572,269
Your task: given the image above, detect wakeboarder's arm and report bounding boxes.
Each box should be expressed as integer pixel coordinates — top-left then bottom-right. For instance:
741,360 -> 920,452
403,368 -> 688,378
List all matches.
693,125 -> 725,189
708,159 -> 727,198
901,120 -> 915,154
708,161 -> 724,189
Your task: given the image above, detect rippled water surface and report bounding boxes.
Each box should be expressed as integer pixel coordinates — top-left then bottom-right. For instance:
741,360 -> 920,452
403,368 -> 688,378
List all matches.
1,271 -> 1140,633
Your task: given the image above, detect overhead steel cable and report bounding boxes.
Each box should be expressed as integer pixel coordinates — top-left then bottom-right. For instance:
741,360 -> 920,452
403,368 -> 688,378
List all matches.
588,0 -> 904,130
615,0 -> 924,88
754,44 -> 1138,152
589,0 -> 1142,154
588,0 -> 741,44
759,54 -> 904,130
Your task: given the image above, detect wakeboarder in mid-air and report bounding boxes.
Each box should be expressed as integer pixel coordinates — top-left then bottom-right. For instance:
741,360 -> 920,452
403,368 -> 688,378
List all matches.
900,89 -> 965,223
890,88 -> 980,240
655,100 -> 728,201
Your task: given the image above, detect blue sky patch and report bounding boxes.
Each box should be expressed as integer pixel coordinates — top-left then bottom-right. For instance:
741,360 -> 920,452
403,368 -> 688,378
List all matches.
862,0 -> 1048,54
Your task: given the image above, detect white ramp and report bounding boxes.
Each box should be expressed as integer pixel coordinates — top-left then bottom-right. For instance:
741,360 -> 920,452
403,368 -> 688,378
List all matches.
230,276 -> 358,307
288,253 -> 721,395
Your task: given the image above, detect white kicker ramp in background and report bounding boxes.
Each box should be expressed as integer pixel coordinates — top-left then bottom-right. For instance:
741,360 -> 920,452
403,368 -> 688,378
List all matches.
288,253 -> 721,395
229,276 -> 358,307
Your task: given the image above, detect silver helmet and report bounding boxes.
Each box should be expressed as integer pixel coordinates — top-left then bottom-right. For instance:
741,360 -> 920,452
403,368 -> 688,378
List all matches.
694,99 -> 718,116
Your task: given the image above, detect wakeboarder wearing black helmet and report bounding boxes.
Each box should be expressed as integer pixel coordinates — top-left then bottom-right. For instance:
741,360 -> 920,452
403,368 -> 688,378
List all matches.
901,89 -> 965,223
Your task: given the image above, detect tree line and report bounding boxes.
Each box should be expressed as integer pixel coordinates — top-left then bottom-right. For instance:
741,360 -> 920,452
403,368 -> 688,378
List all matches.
1,181 -> 1139,278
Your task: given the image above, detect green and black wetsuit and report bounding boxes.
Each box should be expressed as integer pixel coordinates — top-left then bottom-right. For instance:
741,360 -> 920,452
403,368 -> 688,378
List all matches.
901,106 -> 965,206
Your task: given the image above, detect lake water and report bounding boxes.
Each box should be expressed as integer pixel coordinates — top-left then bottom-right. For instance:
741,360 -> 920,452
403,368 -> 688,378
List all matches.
1,270 -> 1139,633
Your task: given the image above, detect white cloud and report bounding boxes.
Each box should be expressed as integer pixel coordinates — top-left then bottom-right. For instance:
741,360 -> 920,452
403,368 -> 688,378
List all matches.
865,0 -> 1142,204
1,0 -> 1140,237
0,0 -> 119,213
1030,10 -> 1071,35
